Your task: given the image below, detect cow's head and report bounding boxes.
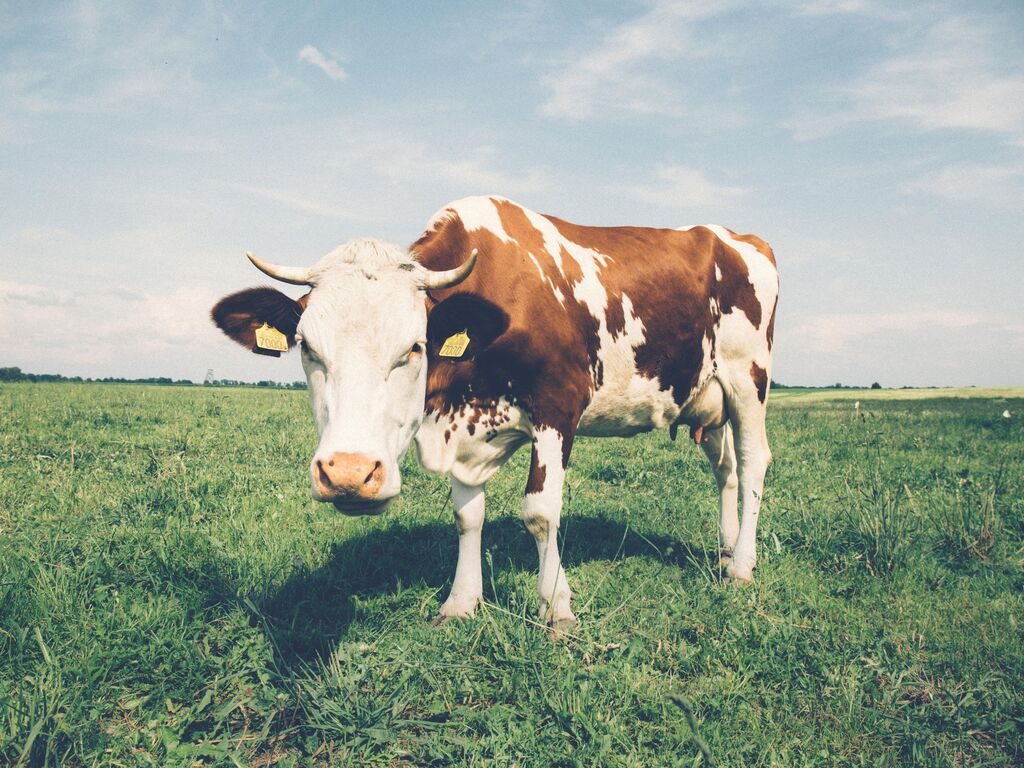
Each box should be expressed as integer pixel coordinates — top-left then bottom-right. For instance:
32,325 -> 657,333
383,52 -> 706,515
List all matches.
211,239 -> 477,514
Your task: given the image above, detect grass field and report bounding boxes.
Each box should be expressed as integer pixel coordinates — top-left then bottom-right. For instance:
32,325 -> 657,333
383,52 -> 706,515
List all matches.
1,383 -> 1022,767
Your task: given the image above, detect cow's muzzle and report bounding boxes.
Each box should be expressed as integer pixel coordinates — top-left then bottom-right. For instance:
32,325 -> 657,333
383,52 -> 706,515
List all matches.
311,452 -> 390,514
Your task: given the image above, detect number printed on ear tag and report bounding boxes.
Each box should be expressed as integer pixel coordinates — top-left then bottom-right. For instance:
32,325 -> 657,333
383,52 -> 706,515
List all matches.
439,330 -> 470,358
254,323 -> 288,355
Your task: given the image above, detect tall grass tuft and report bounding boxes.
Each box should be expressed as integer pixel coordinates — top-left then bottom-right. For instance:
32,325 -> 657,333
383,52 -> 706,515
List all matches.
936,473 -> 1002,564
848,476 -> 914,576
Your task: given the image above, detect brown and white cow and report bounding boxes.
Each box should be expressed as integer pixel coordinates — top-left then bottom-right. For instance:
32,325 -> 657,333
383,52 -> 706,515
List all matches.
212,196 -> 778,630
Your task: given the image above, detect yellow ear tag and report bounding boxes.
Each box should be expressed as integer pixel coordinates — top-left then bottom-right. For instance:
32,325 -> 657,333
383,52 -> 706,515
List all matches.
254,323 -> 289,355
439,330 -> 470,358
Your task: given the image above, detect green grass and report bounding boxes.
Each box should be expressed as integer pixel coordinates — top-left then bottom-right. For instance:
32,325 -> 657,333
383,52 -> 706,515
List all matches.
1,383 -> 1022,767
770,386 -> 1024,402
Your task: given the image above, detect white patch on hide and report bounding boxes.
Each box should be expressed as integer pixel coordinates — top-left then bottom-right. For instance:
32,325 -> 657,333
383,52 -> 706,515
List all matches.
578,293 -> 681,436
443,196 -> 513,243
415,398 -> 532,487
528,253 -> 566,305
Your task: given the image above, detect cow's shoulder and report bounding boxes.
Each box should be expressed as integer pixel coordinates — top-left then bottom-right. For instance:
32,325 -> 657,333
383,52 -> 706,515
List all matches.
415,198 -> 596,430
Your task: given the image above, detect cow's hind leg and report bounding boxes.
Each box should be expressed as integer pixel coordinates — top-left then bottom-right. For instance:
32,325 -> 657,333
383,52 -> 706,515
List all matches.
522,427 -> 576,631
437,478 -> 486,619
700,424 -> 739,564
722,371 -> 772,583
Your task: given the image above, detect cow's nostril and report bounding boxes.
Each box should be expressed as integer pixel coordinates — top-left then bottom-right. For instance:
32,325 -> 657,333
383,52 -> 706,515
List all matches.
317,461 -> 332,488
365,461 -> 383,486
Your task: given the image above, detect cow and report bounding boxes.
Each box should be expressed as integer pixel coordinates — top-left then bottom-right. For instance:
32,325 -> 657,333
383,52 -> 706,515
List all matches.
211,196 -> 778,631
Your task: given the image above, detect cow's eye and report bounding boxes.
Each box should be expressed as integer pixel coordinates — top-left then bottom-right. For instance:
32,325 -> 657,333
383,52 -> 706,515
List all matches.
300,339 -> 322,362
392,342 -> 424,372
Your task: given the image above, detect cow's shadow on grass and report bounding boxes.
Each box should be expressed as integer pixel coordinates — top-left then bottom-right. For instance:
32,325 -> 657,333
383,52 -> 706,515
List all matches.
254,514 -> 711,664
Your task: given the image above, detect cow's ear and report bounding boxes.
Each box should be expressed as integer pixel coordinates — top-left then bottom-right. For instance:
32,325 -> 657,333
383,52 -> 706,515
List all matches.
211,287 -> 308,354
427,292 -> 509,359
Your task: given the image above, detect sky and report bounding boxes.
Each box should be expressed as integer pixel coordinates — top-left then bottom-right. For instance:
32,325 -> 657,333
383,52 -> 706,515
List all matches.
1,0 -> 1022,387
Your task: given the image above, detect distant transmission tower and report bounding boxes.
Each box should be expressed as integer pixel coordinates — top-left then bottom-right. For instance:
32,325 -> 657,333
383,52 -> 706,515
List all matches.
204,368 -> 215,385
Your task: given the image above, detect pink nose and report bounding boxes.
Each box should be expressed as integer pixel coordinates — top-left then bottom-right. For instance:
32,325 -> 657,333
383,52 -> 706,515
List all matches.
313,452 -> 385,501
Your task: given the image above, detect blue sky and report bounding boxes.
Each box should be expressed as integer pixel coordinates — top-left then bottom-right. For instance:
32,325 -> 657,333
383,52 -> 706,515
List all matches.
2,0 -> 1022,386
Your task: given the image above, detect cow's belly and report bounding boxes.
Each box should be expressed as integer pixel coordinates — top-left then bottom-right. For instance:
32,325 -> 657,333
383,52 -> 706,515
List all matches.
577,372 -> 681,437
577,312 -> 723,437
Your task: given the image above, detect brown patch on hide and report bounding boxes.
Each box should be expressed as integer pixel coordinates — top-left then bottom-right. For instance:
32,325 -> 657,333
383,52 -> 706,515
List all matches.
750,362 -> 768,403
715,239 -> 762,329
211,287 -> 306,352
766,294 -> 778,351
463,403 -> 513,437
526,451 -> 547,494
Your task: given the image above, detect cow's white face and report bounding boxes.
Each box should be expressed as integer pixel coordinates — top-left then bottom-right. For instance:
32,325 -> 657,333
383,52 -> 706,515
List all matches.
296,265 -> 427,514
210,238 -> 476,516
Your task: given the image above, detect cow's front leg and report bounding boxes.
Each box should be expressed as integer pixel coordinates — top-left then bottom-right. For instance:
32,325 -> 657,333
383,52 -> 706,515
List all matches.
521,427 -> 576,631
438,478 -> 485,619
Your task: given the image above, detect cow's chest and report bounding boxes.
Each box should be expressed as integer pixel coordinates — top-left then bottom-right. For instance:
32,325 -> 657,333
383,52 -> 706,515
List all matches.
414,398 -> 533,487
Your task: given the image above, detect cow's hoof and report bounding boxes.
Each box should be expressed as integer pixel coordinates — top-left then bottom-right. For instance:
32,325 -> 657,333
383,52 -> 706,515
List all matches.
724,563 -> 754,584
724,574 -> 754,586
718,549 -> 734,567
546,616 -> 577,639
432,597 -> 478,625
430,610 -> 476,626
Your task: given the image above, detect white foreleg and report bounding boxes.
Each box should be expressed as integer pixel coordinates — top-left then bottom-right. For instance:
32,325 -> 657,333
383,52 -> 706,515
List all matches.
521,427 -> 576,629
438,477 -> 485,618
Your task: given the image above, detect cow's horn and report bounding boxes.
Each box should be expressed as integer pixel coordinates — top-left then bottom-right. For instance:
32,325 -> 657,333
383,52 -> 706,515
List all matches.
246,251 -> 314,286
416,249 -> 478,290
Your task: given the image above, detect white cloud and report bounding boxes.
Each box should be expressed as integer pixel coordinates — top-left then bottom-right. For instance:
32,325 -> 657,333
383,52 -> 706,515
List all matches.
611,165 -> 746,210
791,15 -> 1024,141
768,231 -> 860,267
1,5 -> 209,117
0,281 -> 221,375
777,308 -> 1024,386
223,125 -> 549,223
368,138 -> 548,196
229,183 -> 363,221
787,310 -> 1000,355
540,1 -> 747,119
902,162 -> 1024,209
791,0 -> 873,17
0,281 -> 74,308
298,44 -> 347,82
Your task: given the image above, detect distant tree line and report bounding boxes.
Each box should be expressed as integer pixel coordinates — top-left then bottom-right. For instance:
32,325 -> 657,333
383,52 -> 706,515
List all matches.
205,378 -> 307,389
7,366 -> 896,392
771,379 -> 883,390
0,367 -> 306,389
